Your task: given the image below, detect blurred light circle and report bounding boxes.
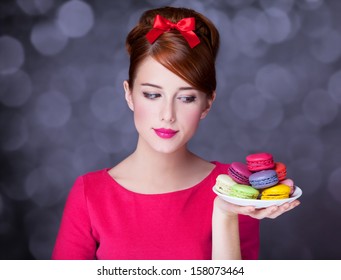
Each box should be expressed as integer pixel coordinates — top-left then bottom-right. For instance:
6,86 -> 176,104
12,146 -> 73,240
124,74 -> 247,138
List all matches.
232,8 -> 269,58
240,39 -> 269,58
205,9 -> 239,62
116,113 -> 138,151
171,0 -> 205,12
287,10 -> 302,40
90,86 -> 126,123
327,167 -> 341,204
250,99 -> 284,130
28,222 -> 57,259
30,21 -> 68,56
302,89 -> 338,126
42,148 -> 76,182
16,0 -> 54,15
113,67 -> 129,100
287,134 -> 324,164
259,0 -> 294,13
50,66 -> 86,102
229,84 -> 266,120
0,112 -> 28,151
281,115 -> 319,135
24,166 -> 66,207
0,36 -> 25,74
35,90 -> 72,127
300,4 -> 331,38
57,0 -> 95,38
310,30 -> 341,64
92,128 -> 123,154
255,63 -> 299,104
256,8 -> 291,44
233,8 -> 261,45
298,0 -> 324,10
223,0 -> 256,8
25,209 -> 60,259
231,127 -> 270,151
328,70 -> 341,104
0,70 -> 32,107
83,63 -> 118,92
1,181 -> 29,201
289,158 -> 322,195
72,142 -> 111,173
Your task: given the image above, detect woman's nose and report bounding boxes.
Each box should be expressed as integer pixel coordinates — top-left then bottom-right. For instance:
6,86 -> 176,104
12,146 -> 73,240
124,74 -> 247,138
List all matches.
160,100 -> 176,123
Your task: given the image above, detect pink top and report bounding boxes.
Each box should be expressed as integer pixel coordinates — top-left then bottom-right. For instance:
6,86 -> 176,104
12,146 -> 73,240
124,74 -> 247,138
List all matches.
52,162 -> 259,260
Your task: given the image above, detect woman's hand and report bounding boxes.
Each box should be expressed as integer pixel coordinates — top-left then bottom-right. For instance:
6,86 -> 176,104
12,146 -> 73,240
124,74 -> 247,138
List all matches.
214,196 -> 301,219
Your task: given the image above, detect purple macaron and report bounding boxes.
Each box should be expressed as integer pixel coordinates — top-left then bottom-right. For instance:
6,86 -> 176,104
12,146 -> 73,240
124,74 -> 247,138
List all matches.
228,162 -> 252,185
249,170 -> 279,189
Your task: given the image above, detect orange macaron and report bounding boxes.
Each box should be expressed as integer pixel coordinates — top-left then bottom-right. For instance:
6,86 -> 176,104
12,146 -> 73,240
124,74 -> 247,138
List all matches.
274,162 -> 287,181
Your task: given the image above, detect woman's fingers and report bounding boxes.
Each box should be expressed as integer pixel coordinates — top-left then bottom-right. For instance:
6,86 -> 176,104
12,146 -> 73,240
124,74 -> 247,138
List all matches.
215,196 -> 301,219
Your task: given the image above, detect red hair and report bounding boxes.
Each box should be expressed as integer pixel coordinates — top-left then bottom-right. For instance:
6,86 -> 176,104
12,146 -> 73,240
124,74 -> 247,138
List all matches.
125,6 -> 220,99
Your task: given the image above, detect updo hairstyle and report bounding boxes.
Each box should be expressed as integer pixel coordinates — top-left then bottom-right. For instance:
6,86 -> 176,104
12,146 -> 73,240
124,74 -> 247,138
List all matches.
125,6 -> 220,99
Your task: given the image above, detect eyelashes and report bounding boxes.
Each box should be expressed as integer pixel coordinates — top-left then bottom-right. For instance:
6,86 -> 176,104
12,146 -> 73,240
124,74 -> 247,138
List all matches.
177,96 -> 196,103
143,92 -> 197,103
143,92 -> 161,99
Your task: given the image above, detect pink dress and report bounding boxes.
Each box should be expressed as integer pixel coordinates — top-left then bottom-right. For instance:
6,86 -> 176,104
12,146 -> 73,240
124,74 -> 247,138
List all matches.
52,162 -> 259,260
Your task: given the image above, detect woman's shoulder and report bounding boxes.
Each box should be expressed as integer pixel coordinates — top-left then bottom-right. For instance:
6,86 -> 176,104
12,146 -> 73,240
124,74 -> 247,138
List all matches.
70,168 -> 112,192
79,168 -> 109,181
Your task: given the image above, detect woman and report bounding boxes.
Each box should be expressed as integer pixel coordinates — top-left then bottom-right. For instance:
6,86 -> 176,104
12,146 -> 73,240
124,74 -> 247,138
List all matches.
52,6 -> 300,260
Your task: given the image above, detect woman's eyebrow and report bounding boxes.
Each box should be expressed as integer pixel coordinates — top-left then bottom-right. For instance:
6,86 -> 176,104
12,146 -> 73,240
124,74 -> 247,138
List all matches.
141,83 -> 195,91
141,83 -> 162,89
178,87 -> 195,91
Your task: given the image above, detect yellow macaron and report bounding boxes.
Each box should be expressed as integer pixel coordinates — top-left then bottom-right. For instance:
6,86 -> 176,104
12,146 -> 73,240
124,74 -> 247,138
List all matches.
260,184 -> 291,200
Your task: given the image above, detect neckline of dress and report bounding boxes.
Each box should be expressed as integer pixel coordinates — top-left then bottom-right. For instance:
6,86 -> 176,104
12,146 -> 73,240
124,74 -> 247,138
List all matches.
103,161 -> 220,197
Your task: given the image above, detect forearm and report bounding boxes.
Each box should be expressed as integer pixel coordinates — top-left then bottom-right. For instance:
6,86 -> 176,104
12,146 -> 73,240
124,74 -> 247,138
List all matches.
212,201 -> 241,260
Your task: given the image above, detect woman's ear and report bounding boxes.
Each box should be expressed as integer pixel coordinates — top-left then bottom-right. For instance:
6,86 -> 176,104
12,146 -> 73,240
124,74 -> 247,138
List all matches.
123,80 -> 134,111
200,91 -> 216,119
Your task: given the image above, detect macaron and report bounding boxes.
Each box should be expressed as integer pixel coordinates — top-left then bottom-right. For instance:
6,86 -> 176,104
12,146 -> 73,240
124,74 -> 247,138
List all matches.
246,152 -> 275,172
249,170 -> 279,189
214,174 -> 237,195
280,178 -> 295,195
260,184 -> 291,200
228,162 -> 252,185
229,184 -> 259,199
274,162 -> 287,181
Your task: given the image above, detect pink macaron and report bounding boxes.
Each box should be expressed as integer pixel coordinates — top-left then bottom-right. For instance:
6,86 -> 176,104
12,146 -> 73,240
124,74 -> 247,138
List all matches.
228,162 -> 252,185
246,152 -> 275,172
280,178 -> 295,195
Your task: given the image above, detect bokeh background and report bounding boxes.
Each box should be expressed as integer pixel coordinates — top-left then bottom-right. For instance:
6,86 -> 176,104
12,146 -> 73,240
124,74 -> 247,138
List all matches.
1,0 -> 341,260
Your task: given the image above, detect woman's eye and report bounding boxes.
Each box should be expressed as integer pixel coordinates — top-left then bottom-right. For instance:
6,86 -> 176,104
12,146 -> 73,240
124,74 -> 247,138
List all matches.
178,96 -> 196,103
143,92 -> 161,99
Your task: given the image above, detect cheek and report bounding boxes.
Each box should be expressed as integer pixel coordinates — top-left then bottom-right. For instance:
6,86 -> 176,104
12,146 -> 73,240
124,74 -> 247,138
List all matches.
132,101 -> 156,126
181,109 -> 203,128
133,104 -> 147,124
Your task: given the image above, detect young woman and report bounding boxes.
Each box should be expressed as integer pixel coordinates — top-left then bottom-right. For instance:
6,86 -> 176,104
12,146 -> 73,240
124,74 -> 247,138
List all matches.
52,6 -> 300,260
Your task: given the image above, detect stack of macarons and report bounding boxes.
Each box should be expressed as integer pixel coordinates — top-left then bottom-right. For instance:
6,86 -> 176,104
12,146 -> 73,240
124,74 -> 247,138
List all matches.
214,152 -> 295,200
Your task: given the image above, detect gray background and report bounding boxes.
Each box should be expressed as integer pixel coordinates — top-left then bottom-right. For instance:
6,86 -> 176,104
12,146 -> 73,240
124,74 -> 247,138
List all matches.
1,0 -> 341,259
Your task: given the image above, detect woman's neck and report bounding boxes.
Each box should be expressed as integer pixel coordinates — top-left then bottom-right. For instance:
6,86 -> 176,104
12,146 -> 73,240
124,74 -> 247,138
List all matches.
109,137 -> 214,194
132,138 -> 194,175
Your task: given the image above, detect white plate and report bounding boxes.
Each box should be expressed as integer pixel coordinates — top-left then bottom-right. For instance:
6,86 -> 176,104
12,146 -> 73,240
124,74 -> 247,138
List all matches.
213,186 -> 302,209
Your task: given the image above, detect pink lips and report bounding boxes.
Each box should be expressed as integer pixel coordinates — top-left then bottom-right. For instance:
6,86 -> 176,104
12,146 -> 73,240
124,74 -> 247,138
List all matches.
153,128 -> 178,139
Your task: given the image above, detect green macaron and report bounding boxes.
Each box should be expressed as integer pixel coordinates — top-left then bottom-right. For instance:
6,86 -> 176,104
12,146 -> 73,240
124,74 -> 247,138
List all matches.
229,184 -> 259,199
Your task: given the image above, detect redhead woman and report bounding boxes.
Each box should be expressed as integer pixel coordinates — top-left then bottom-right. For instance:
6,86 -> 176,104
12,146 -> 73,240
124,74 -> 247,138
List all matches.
52,6 -> 300,260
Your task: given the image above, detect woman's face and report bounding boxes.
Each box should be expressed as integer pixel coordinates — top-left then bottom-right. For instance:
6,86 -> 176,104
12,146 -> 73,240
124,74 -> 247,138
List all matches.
124,56 -> 214,154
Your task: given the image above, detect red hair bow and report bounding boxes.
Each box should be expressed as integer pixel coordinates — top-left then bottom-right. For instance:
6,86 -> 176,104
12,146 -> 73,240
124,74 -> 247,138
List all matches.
146,14 -> 200,48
